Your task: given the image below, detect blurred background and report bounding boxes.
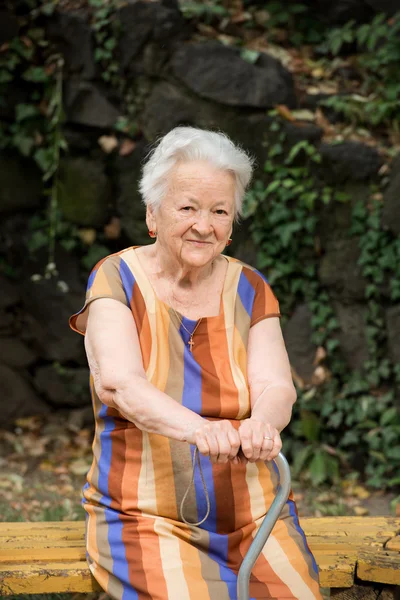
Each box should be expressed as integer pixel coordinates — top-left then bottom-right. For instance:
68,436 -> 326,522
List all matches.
0,0 -> 399,534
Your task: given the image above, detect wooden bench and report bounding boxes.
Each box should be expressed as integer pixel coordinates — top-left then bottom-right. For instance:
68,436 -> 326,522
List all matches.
0,517 -> 399,597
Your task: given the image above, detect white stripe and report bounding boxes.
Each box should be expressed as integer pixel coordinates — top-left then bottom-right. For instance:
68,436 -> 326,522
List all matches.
221,261 -> 250,419
137,432 -> 158,515
154,519 -> 191,600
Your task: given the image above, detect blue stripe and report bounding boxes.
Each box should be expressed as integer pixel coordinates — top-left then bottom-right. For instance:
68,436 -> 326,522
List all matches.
120,259 -> 136,305
104,507 -> 139,599
87,268 -> 98,291
181,318 -> 202,415
207,531 -> 239,599
287,499 -> 319,574
97,403 -> 115,508
237,272 -> 255,317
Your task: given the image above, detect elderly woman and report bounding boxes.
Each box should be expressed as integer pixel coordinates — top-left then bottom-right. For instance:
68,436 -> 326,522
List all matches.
70,126 -> 321,600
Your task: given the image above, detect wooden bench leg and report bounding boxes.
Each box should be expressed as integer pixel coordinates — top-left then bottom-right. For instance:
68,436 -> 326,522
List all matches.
331,585 -> 400,600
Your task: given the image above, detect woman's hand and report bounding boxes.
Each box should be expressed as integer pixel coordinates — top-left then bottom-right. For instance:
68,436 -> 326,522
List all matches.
238,418 -> 282,463
193,420 -> 241,464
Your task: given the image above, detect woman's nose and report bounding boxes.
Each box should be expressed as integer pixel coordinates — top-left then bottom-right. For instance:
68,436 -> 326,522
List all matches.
192,212 -> 213,234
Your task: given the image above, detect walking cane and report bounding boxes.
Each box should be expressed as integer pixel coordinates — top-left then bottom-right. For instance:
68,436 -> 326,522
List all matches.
237,452 -> 291,600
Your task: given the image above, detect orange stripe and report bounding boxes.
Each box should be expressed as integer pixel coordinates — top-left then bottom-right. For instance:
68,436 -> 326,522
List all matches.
175,525 -> 211,600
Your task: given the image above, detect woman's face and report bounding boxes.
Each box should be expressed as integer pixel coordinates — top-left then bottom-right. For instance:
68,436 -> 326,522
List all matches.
148,160 -> 235,269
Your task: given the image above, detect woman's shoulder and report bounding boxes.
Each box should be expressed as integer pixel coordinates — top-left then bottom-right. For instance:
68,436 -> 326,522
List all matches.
90,246 -> 137,274
226,255 -> 270,285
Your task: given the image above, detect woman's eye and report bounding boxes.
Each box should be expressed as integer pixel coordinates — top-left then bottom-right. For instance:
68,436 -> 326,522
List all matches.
216,209 -> 228,215
181,206 -> 192,211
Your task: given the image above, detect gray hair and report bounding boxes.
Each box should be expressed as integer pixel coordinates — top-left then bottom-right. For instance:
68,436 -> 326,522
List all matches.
138,126 -> 255,218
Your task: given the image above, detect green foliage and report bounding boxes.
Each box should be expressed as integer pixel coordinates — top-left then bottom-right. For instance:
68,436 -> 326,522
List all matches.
259,2 -> 325,46
245,121 -> 400,488
89,0 -> 121,84
179,0 -> 229,21
0,5 -> 67,278
321,13 -> 400,128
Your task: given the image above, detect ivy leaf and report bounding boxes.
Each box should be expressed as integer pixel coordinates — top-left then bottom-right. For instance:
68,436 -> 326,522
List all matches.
240,49 -> 260,64
15,103 -> 38,122
308,450 -> 327,486
22,66 -> 49,83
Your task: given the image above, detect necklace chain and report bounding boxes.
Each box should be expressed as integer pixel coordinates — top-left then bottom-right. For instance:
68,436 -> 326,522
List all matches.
165,261 -> 215,352
170,306 -> 202,352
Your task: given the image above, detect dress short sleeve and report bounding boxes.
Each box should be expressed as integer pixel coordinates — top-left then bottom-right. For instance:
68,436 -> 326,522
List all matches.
248,269 -> 280,327
69,254 -> 129,336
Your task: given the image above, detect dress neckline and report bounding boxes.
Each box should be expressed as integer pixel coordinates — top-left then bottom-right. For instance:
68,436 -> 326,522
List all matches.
129,245 -> 232,322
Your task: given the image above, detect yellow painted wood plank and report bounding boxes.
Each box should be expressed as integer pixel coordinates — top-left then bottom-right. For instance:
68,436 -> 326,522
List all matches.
357,550 -> 400,585
302,517 -> 400,537
317,552 -> 356,588
308,538 -> 385,552
0,538 -> 85,550
386,536 -> 400,552
0,546 -> 86,563
0,522 -> 83,534
0,561 -> 101,595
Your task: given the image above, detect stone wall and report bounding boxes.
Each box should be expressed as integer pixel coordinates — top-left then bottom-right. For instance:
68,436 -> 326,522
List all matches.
0,0 -> 399,424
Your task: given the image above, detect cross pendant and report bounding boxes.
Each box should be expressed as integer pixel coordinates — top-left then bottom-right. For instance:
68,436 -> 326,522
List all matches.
188,336 -> 194,352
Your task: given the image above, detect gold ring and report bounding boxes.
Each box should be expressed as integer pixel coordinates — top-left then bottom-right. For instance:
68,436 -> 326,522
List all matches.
263,435 -> 272,440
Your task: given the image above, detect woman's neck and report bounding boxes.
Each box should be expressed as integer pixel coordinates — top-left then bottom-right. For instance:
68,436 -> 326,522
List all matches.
151,242 -> 215,289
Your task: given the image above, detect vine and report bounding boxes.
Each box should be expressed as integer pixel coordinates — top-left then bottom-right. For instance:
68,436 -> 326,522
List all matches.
244,120 -> 400,488
320,12 -> 400,129
0,3 -> 67,280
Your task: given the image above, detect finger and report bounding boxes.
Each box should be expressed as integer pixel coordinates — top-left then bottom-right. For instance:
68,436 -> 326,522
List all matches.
204,431 -> 220,463
249,429 -> 263,463
259,436 -> 274,462
269,433 -> 282,461
215,431 -> 231,463
195,432 -> 211,458
227,428 -> 240,460
239,426 -> 253,460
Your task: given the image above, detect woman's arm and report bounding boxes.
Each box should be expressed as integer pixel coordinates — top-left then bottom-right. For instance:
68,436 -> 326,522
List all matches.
85,298 -> 205,443
247,316 -> 296,432
238,316 -> 296,462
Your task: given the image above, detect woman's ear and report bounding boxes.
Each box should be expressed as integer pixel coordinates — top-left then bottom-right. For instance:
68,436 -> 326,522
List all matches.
146,205 -> 157,233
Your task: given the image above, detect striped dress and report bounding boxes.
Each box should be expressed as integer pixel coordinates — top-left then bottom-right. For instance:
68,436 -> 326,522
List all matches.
69,246 -> 321,600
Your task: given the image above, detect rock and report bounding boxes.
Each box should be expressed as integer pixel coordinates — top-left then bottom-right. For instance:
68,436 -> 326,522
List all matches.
317,182 -> 370,248
386,305 -> 400,364
140,81 -> 198,139
381,154 -> 400,235
283,122 -> 323,146
319,238 -> 366,300
59,157 -> 111,227
0,337 -> 36,368
0,276 -> 19,309
46,11 -> 96,79
20,280 -> 87,364
0,11 -> 19,45
283,305 -> 317,385
0,155 -> 43,214
34,364 -> 90,408
118,0 -> 187,75
64,79 -> 120,128
0,311 -> 14,333
365,0 -> 399,16
319,142 -> 383,184
308,0 -> 373,24
171,41 -> 296,109
0,364 -> 48,425
333,302 -> 369,371
116,141 -> 151,244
